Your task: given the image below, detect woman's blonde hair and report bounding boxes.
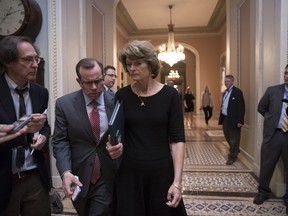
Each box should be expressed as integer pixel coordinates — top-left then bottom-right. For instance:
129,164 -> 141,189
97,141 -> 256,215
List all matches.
118,40 -> 160,79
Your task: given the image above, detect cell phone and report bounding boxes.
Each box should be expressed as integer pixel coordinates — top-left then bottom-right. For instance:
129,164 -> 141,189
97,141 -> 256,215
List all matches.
9,115 -> 33,133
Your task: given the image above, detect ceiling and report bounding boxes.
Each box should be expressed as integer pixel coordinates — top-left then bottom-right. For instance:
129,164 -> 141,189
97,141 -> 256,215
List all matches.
116,0 -> 226,38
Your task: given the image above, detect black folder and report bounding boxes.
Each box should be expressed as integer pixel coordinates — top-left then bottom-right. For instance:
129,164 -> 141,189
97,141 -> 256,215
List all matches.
108,100 -> 124,145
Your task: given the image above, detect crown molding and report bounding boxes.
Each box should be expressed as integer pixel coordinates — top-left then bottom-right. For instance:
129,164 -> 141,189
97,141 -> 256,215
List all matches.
116,0 -> 226,38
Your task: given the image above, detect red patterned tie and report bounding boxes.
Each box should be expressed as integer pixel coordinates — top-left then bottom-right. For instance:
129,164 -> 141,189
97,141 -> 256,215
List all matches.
90,154 -> 101,184
90,100 -> 100,142
89,100 -> 101,184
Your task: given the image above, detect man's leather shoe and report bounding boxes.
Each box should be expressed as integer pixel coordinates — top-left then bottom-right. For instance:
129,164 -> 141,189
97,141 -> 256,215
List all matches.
50,190 -> 63,214
253,193 -> 269,205
226,159 -> 234,165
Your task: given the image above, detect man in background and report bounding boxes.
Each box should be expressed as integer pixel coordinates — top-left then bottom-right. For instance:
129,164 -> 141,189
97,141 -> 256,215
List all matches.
219,74 -> 245,165
253,64 -> 288,213
103,65 -> 117,92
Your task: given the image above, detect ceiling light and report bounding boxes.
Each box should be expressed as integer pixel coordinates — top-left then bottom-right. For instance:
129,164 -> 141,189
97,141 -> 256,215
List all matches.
158,5 -> 185,67
168,70 -> 180,79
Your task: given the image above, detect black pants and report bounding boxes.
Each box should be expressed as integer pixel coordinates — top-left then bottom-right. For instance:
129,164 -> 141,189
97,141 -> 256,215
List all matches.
222,117 -> 241,160
73,176 -> 113,216
3,170 -> 50,216
203,106 -> 212,125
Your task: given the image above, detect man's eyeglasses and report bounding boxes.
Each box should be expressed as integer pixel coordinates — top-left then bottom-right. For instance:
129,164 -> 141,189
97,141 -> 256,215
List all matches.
18,56 -> 43,64
106,74 -> 117,78
81,78 -> 104,88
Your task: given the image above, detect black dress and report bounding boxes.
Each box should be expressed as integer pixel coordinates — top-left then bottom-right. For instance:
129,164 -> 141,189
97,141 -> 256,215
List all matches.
114,85 -> 187,216
184,93 -> 195,112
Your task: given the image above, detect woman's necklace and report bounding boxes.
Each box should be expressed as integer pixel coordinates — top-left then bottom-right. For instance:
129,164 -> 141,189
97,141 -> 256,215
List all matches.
138,95 -> 146,106
133,82 -> 157,107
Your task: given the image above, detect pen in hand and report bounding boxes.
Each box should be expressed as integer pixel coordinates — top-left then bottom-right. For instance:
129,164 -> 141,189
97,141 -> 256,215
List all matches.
30,109 -> 47,155
30,133 -> 41,155
42,109 -> 47,115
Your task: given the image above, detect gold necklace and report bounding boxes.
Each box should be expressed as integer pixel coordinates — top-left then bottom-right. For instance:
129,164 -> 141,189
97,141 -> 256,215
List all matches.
133,83 -> 149,106
138,95 -> 146,106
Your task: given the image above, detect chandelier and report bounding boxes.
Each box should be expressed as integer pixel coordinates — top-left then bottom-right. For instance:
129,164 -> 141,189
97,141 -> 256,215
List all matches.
158,5 -> 185,67
168,70 -> 180,79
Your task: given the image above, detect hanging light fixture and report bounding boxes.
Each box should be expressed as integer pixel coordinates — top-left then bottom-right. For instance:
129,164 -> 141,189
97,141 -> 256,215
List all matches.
158,5 -> 185,67
168,70 -> 180,79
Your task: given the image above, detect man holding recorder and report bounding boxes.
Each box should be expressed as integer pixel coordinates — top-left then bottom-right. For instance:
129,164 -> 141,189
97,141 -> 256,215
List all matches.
0,36 -> 51,216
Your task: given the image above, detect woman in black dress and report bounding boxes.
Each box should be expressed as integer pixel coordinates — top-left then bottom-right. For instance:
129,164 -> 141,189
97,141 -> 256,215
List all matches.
106,40 -> 187,216
184,86 -> 195,127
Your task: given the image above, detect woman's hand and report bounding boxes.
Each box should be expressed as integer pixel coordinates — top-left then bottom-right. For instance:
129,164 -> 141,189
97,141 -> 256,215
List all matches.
166,183 -> 182,208
106,135 -> 123,159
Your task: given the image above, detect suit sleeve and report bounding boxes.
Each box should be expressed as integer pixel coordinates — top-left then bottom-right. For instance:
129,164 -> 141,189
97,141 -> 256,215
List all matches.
52,99 -> 72,176
258,88 -> 270,116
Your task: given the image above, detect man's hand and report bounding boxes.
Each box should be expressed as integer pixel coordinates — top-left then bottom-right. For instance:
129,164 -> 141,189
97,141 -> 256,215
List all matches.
30,133 -> 46,151
62,172 -> 83,199
0,124 -> 27,143
26,113 -> 47,133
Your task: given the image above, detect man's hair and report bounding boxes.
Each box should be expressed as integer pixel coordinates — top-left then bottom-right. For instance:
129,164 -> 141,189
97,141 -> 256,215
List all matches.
225,74 -> 234,81
0,36 -> 39,73
75,58 -> 103,79
103,65 -> 116,75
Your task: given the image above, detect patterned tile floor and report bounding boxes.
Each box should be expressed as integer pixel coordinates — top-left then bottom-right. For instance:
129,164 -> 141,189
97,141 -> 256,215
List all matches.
52,115 -> 287,215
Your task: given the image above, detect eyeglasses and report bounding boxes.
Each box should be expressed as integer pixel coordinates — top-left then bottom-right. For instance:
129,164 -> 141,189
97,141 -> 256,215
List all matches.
18,56 -> 43,64
81,78 -> 104,88
106,74 -> 117,78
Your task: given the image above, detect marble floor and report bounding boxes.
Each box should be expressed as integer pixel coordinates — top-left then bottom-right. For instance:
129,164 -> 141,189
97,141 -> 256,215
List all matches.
51,115 -> 287,216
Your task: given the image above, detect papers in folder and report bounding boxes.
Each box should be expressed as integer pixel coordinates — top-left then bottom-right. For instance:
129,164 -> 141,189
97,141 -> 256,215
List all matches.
108,100 -> 124,145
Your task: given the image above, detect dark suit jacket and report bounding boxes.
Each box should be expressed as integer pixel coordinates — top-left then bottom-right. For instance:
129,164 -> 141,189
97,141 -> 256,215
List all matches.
0,74 -> 51,211
219,86 -> 245,128
258,84 -> 285,143
52,90 -> 116,197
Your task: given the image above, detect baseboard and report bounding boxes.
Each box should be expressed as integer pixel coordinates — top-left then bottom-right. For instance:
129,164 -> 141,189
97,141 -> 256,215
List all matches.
238,149 -> 254,171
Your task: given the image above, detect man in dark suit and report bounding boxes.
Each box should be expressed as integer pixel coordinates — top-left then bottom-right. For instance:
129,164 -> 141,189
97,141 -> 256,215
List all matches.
103,65 -> 117,92
253,65 -> 288,213
0,36 -> 51,215
219,74 -> 245,165
52,58 -> 123,216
